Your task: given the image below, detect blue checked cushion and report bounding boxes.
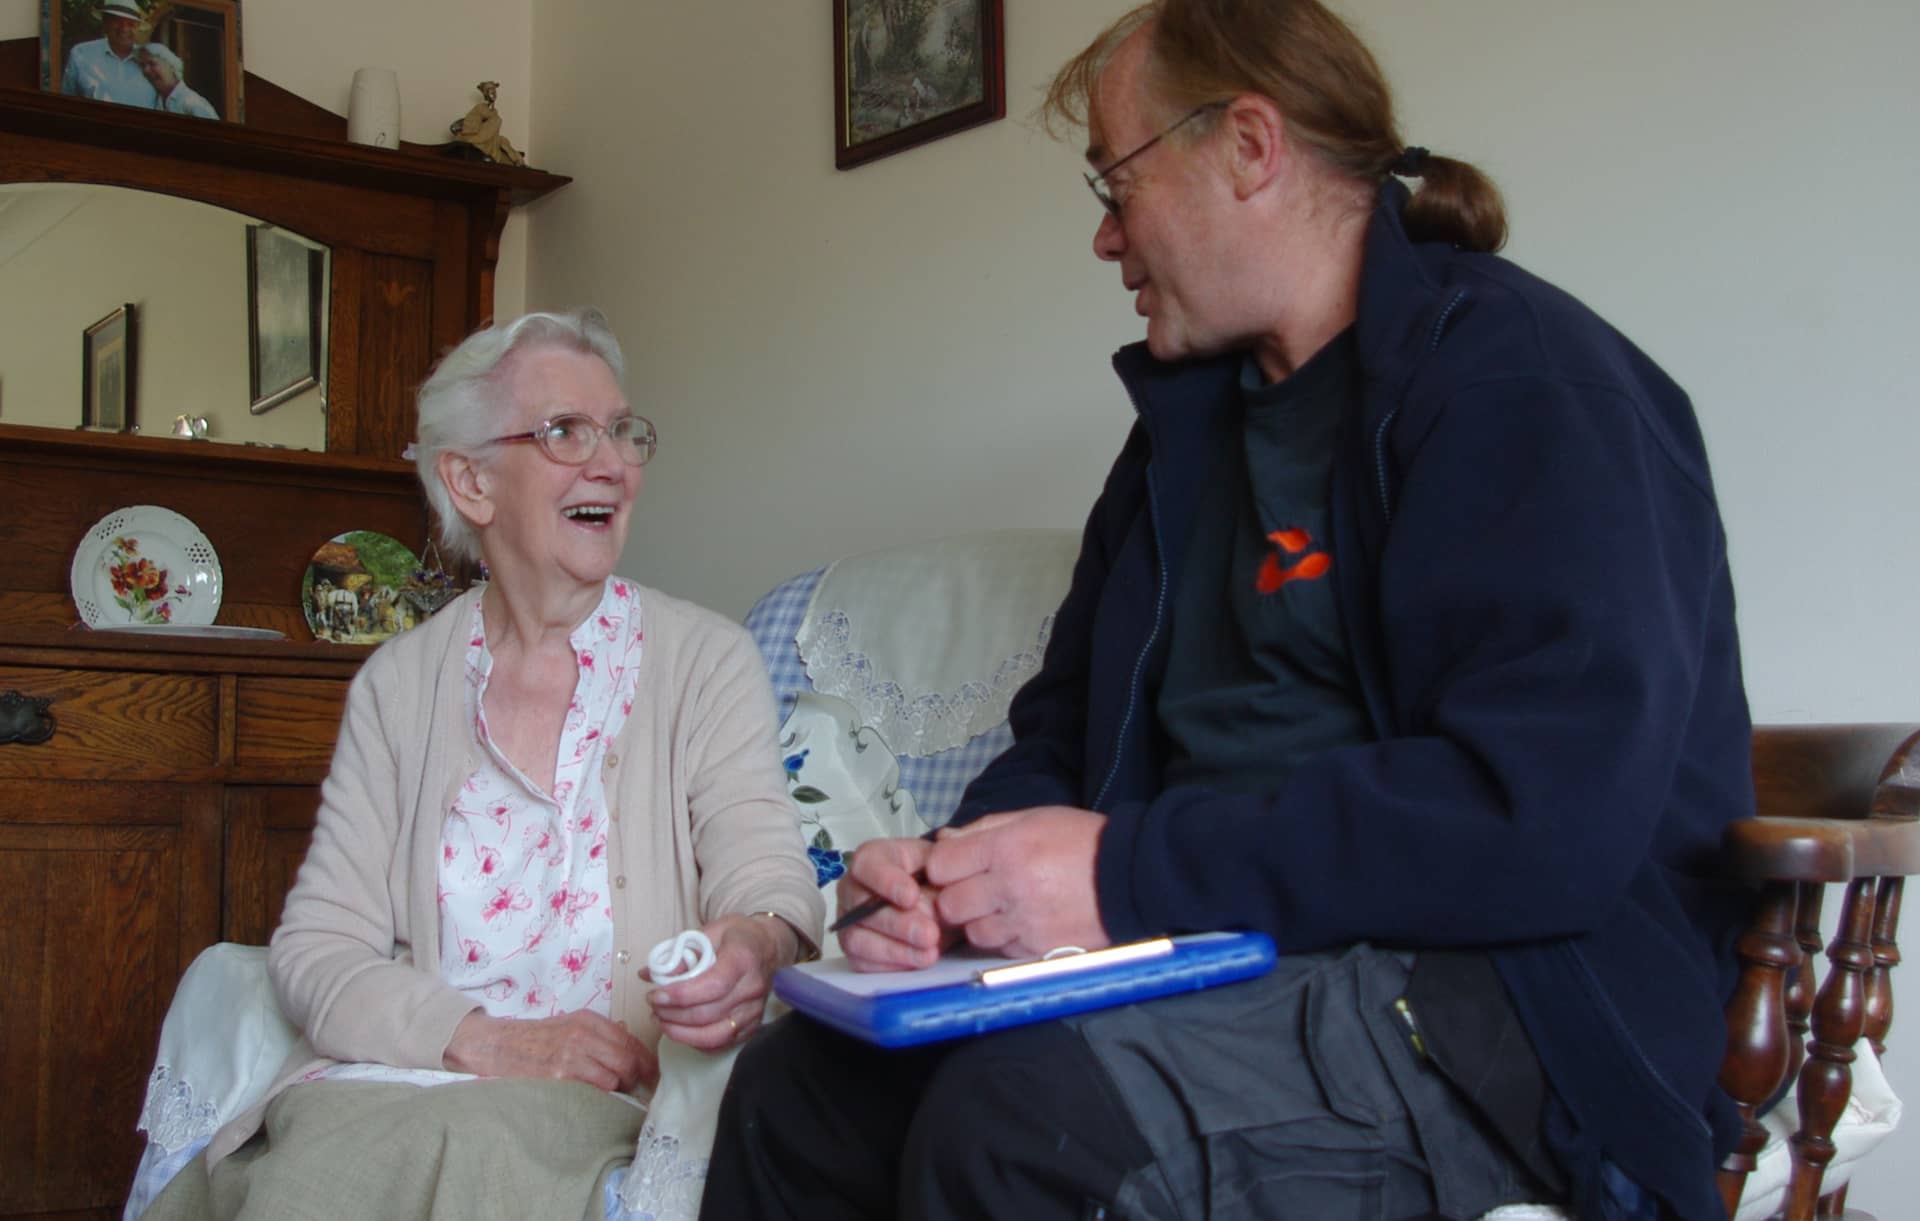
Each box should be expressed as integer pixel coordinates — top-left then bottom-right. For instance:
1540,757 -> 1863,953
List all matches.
745,566 -> 1013,832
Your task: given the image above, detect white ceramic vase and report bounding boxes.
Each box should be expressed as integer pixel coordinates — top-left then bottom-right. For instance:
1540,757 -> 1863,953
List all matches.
346,68 -> 401,148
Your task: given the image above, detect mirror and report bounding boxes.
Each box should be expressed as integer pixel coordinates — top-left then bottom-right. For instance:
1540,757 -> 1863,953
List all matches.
0,182 -> 330,452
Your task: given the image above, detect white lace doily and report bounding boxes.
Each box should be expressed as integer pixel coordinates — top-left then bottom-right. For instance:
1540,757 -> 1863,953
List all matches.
795,530 -> 1078,757
137,1063 -> 223,1156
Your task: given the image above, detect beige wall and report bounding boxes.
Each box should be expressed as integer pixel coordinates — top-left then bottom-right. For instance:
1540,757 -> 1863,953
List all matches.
15,0 -> 1877,705
527,1 -> 1145,620
526,0 -> 1920,710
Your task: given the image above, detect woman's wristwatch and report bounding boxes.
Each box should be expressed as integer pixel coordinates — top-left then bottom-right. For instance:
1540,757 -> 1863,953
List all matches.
749,910 -> 820,964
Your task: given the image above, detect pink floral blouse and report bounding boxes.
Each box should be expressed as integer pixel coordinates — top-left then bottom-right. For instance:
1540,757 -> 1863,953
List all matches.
435,578 -> 644,1018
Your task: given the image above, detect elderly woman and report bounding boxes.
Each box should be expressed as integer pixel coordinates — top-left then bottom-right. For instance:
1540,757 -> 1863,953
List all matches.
145,308 -> 822,1220
137,44 -> 219,120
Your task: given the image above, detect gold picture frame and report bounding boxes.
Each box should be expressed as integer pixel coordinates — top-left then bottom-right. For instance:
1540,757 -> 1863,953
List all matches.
42,0 -> 244,122
81,303 -> 137,433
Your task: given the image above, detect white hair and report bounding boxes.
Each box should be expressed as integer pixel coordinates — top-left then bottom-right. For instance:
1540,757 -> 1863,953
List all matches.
140,43 -> 183,74
413,307 -> 627,566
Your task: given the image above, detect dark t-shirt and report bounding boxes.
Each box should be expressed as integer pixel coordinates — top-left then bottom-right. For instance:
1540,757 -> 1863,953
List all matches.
1156,328 -> 1369,793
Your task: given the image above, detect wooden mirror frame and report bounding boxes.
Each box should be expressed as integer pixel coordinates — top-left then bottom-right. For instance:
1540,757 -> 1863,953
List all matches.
0,39 -> 569,458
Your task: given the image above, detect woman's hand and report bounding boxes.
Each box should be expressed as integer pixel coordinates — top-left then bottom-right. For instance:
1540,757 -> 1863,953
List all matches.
646,913 -> 798,1051
442,1008 -> 657,1093
837,836 -> 959,972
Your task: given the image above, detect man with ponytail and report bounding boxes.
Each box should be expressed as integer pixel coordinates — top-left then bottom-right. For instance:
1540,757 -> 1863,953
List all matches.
703,4 -> 1749,1219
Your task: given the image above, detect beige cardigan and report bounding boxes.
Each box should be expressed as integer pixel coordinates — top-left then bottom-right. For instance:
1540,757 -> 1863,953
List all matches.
204,582 -> 823,1165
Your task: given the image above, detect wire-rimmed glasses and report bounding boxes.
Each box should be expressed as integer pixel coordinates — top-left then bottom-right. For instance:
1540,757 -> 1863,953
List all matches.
483,413 -> 658,467
1083,103 -> 1226,218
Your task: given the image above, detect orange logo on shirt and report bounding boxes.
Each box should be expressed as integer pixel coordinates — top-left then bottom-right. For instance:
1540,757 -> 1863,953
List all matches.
1256,528 -> 1330,594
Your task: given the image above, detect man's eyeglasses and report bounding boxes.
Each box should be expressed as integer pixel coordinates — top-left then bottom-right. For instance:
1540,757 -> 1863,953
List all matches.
483,413 -> 658,467
1084,103 -> 1225,218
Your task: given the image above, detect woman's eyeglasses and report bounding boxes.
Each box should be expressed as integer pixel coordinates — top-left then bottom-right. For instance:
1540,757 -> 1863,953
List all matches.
483,413 -> 658,467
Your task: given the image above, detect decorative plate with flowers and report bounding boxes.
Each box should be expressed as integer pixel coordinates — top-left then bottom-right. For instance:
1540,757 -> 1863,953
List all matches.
70,505 -> 223,628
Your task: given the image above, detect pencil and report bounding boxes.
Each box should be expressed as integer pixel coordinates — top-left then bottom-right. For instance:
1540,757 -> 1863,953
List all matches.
829,864 -> 931,934
828,892 -> 893,935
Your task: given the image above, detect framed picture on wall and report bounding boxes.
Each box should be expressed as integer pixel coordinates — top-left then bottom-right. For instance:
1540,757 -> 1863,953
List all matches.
42,0 -> 244,122
81,303 -> 137,433
246,223 -> 324,414
834,0 -> 1004,170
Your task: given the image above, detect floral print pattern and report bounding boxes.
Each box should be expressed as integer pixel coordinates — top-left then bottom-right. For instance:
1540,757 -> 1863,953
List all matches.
434,579 -> 645,1019
106,535 -> 192,624
785,746 -> 847,887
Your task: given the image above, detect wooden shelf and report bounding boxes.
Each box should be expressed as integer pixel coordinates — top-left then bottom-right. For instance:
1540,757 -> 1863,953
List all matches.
0,622 -> 374,673
0,38 -> 569,207
0,421 -> 413,483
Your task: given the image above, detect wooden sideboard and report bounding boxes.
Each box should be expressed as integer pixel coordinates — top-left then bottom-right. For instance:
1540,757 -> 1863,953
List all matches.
0,629 -> 363,1217
0,446 -> 411,1220
0,50 -> 570,1219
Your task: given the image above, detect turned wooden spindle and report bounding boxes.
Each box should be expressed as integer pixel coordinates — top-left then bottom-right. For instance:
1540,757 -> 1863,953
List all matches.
1717,879 -> 1801,1217
1786,881 -> 1825,1083
1824,876 -> 1904,1221
1785,877 -> 1878,1220
1863,875 -> 1903,1057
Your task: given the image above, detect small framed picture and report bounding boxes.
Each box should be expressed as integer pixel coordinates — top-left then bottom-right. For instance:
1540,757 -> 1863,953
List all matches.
81,303 -> 137,433
834,0 -> 1004,170
42,0 -> 244,122
246,223 -> 323,414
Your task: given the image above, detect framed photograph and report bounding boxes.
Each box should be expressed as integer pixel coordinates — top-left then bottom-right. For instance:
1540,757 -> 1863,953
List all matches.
246,223 -> 323,414
834,0 -> 1004,170
81,303 -> 137,433
42,0 -> 244,122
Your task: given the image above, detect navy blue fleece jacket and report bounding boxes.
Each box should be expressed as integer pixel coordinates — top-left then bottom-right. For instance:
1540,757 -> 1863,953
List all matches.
953,181 -> 1755,1220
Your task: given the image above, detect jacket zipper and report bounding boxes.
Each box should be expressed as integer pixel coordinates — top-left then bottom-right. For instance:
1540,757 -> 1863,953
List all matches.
1373,288 -> 1469,523
1093,386 -> 1171,813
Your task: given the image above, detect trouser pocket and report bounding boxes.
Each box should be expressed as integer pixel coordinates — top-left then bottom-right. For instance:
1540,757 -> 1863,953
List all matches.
1082,945 -> 1422,1220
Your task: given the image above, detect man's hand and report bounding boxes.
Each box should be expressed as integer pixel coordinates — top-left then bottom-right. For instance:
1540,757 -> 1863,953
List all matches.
836,835 -> 954,972
442,1008 -> 657,1093
924,807 -> 1110,958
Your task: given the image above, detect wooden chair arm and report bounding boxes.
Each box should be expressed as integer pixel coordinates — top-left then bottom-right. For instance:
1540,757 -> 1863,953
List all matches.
1723,816 -> 1920,886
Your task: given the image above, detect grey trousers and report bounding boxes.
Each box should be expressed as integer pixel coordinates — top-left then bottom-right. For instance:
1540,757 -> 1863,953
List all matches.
702,942 -> 1553,1220
1072,943 -> 1547,1220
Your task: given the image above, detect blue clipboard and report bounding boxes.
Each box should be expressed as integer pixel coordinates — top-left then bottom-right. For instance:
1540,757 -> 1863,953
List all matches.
773,931 -> 1277,1048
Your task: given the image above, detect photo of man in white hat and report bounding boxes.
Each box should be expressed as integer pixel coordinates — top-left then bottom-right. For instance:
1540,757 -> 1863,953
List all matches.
59,0 -> 159,108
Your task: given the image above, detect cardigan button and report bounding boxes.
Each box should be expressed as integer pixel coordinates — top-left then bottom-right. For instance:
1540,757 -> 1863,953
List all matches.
615,874 -> 627,889
604,751 -> 619,771
615,949 -> 632,965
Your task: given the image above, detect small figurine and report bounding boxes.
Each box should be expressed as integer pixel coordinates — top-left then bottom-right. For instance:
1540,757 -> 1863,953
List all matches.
446,80 -> 525,167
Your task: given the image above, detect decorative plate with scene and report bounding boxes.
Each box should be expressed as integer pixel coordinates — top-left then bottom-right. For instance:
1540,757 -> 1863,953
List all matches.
302,531 -> 430,644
